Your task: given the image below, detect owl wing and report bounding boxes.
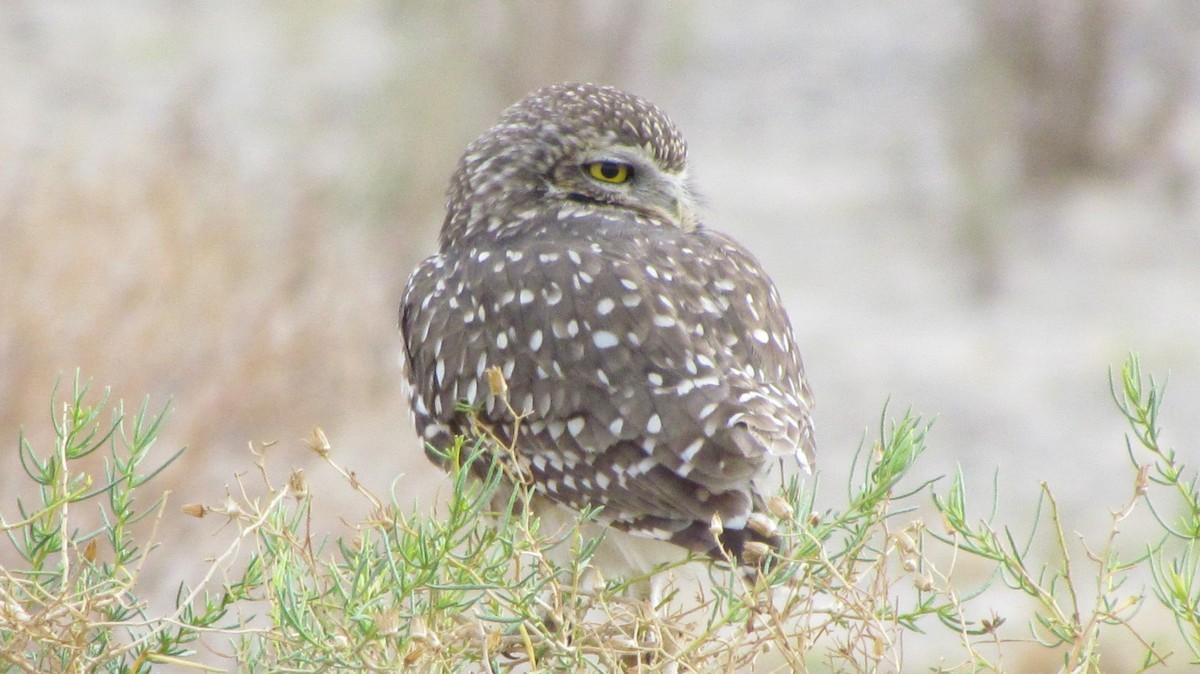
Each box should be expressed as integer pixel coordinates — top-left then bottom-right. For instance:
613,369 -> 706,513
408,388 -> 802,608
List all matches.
400,213 -> 814,559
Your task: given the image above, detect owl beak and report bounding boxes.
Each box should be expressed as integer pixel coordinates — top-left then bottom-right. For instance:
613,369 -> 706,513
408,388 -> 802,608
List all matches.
671,196 -> 698,231
658,173 -> 698,231
645,195 -> 695,231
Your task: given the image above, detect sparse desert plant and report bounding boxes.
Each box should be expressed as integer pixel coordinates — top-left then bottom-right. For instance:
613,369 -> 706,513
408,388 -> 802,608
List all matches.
2,354 -> 1198,672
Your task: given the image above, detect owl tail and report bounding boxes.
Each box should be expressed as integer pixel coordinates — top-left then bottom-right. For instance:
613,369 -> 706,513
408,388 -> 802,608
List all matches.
665,497 -> 786,569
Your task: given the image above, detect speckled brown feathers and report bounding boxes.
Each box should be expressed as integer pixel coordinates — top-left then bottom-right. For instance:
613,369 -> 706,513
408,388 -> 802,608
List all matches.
400,83 -> 814,568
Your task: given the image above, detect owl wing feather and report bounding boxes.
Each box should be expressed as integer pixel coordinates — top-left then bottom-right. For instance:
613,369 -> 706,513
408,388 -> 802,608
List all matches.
401,209 -> 813,559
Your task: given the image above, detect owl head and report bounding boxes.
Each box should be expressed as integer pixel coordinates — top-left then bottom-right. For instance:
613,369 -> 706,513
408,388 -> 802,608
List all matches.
441,83 -> 698,250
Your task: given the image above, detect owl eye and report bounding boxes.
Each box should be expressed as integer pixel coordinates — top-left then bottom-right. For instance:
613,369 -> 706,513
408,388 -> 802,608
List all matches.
584,161 -> 633,184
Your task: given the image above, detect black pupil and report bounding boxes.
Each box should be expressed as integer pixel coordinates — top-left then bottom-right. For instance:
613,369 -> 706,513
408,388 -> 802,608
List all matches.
599,162 -> 622,179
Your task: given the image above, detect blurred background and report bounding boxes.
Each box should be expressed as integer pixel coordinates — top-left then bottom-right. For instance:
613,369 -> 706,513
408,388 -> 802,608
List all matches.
2,2 -> 1198,670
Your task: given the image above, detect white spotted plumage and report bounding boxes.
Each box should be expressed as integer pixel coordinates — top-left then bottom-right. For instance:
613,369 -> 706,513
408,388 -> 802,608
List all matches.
399,83 -> 815,580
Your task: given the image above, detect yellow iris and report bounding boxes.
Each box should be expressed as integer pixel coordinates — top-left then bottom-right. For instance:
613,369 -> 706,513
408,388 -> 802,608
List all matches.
586,161 -> 632,184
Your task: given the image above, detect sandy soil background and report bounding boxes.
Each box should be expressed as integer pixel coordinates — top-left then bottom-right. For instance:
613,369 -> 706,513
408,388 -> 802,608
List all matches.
2,3 -> 1198,670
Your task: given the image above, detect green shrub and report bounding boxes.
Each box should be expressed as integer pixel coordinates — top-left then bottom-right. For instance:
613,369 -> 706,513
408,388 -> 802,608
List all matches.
2,355 -> 1196,672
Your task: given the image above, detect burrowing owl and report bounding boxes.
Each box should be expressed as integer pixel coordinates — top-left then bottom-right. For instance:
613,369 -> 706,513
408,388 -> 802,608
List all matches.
400,83 -> 814,582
